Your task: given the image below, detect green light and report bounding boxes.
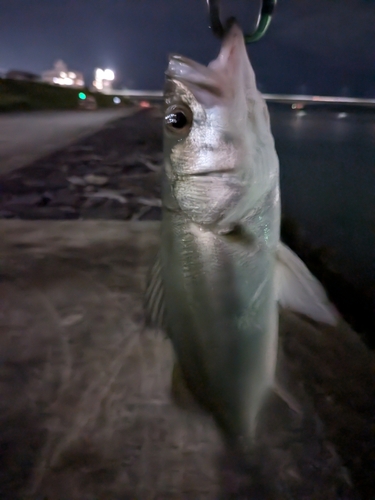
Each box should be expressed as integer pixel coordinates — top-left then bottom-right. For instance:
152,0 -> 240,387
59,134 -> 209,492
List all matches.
78,92 -> 87,100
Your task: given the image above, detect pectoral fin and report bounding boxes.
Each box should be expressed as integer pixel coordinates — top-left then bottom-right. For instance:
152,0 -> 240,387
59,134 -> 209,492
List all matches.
144,251 -> 166,328
272,380 -> 302,416
276,243 -> 339,326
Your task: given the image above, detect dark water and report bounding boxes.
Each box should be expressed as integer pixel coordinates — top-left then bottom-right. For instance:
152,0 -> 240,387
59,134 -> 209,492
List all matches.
270,106 -> 375,293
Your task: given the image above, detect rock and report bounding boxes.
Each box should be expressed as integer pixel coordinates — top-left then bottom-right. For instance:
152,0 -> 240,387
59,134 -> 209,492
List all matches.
92,166 -> 117,176
60,313 -> 84,327
102,199 -> 126,210
153,152 -> 164,163
41,191 -> 54,201
67,145 -> 94,153
60,207 -> 77,214
48,189 -> 80,207
131,206 -> 152,221
67,176 -> 86,186
67,163 -> 90,176
4,206 -> 78,220
119,153 -> 161,172
0,178 -> 29,195
81,197 -> 106,209
21,178 -> 46,188
80,206 -> 130,220
143,159 -> 160,172
79,154 -> 103,162
0,210 -> 15,218
117,179 -> 151,196
114,153 -> 153,173
85,190 -> 127,204
46,172 -> 69,189
3,194 -> 42,207
84,174 -> 109,186
121,162 -> 150,174
113,153 -> 138,167
136,197 -> 161,207
139,207 -> 161,221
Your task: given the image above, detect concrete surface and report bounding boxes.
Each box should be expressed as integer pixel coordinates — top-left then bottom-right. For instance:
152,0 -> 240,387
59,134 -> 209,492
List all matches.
0,220 -> 374,499
0,220 -> 221,499
0,108 -> 137,175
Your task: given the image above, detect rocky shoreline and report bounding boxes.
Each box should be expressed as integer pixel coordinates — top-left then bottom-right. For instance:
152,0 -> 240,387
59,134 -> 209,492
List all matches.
0,108 -> 163,221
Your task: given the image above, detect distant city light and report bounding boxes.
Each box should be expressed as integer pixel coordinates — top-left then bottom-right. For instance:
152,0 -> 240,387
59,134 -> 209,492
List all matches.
113,96 -> 121,104
103,69 -> 115,81
292,103 -> 305,110
95,68 -> 104,80
52,76 -> 73,85
41,60 -> 85,88
78,92 -> 87,100
93,68 -> 116,91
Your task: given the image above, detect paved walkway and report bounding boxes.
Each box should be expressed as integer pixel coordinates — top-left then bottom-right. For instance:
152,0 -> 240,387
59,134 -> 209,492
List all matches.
0,108 -> 137,175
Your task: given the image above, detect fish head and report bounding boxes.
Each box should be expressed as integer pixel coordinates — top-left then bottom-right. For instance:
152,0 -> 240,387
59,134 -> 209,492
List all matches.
163,23 -> 279,226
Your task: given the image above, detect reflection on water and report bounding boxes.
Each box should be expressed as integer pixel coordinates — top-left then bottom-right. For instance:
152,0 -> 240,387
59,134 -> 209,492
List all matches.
270,105 -> 375,292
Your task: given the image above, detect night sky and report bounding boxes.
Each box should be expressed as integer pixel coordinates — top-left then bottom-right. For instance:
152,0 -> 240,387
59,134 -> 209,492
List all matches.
0,0 -> 374,96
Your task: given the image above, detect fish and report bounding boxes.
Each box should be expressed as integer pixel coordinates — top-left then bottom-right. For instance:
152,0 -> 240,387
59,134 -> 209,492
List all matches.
145,22 -> 338,451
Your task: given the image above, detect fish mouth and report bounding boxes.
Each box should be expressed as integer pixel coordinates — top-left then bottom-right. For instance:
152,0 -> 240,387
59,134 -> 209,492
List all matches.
176,168 -> 236,179
165,23 -> 251,106
166,54 -> 212,81
166,54 -> 223,98
190,169 -> 235,177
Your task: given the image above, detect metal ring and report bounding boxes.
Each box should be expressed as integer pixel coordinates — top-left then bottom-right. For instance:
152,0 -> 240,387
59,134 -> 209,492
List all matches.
207,0 -> 277,43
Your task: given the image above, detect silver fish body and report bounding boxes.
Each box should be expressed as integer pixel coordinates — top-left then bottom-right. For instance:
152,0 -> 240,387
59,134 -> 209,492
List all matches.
161,188 -> 279,443
146,23 -> 282,445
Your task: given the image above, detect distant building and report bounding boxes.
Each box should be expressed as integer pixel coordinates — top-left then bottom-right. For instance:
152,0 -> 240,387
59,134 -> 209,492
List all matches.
6,70 -> 41,82
42,60 -> 84,88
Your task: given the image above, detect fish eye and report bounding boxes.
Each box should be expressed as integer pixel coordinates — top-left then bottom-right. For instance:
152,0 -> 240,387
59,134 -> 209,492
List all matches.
167,111 -> 187,128
165,105 -> 192,135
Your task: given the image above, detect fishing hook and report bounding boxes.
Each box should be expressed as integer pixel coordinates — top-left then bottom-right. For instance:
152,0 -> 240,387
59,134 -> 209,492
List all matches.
207,0 -> 277,42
